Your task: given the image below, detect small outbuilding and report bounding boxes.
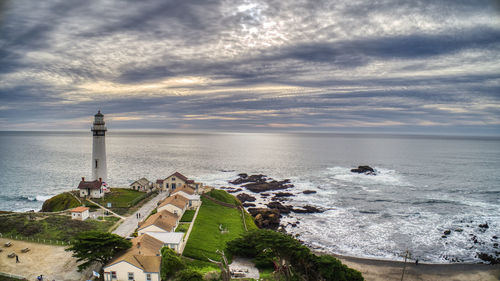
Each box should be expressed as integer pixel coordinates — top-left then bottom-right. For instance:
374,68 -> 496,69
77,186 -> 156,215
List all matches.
71,206 -> 90,221
130,177 -> 152,192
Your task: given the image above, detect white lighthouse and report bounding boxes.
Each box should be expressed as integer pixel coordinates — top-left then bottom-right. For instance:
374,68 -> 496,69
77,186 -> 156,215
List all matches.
91,110 -> 107,184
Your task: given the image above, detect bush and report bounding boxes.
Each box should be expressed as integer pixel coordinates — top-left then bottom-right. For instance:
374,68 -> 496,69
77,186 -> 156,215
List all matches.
161,247 -> 184,280
175,269 -> 204,281
227,229 -> 364,281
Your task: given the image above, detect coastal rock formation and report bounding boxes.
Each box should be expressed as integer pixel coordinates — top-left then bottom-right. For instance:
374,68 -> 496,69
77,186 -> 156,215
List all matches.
477,252 -> 500,264
303,190 -> 317,194
242,203 -> 256,207
230,174 -> 266,185
243,180 -> 293,193
292,205 -> 323,214
350,165 -> 376,175
237,193 -> 256,203
273,192 -> 294,197
230,174 -> 294,193
248,208 -> 280,230
266,202 -> 293,214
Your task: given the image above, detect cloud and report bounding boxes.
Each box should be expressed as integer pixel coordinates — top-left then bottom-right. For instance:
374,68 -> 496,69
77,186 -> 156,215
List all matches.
0,0 -> 499,134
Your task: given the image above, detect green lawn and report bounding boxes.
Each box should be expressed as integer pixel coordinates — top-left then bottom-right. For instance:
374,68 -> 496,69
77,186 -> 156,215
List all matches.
182,257 -> 220,275
0,213 -> 118,243
206,189 -> 241,206
92,188 -> 156,215
175,223 -> 190,233
182,197 -> 255,261
180,210 -> 196,222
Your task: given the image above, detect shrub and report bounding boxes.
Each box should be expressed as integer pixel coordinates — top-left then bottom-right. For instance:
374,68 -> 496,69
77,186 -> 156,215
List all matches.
175,269 -> 204,281
161,247 -> 184,280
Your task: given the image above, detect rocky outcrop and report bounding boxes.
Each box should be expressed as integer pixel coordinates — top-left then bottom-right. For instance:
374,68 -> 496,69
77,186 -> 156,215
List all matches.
248,208 -> 281,230
292,205 -> 323,214
230,174 -> 267,185
242,203 -> 256,207
477,252 -> 500,264
303,190 -> 317,194
243,180 -> 294,193
274,192 -> 294,197
230,174 -> 294,193
237,193 -> 256,203
350,165 -> 376,175
266,201 -> 293,214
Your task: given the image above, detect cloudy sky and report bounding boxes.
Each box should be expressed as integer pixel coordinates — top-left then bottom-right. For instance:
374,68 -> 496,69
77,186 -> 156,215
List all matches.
0,0 -> 499,134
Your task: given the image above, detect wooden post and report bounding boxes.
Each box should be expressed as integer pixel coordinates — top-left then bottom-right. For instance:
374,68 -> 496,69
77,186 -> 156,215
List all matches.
401,249 -> 409,281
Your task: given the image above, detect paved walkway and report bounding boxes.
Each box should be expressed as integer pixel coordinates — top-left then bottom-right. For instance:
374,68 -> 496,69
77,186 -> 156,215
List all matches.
112,191 -> 169,237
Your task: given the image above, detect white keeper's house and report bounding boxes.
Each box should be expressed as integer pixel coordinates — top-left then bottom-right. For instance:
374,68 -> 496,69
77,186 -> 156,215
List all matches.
78,177 -> 105,199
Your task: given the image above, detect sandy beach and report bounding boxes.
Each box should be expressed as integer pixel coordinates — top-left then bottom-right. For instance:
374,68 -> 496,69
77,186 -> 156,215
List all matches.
333,253 -> 500,281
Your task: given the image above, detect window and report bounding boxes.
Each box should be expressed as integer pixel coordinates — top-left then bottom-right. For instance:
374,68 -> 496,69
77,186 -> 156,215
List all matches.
111,271 -> 117,279
146,273 -> 152,281
128,272 -> 134,280
172,177 -> 175,181
165,183 -> 169,189
95,159 -> 98,168
172,183 -> 176,190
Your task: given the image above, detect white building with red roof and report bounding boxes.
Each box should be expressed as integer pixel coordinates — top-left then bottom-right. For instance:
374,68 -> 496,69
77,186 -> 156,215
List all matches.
71,206 -> 90,221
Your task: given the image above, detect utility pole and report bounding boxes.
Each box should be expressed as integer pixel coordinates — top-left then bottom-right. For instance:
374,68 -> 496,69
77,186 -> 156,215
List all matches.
401,249 -> 409,281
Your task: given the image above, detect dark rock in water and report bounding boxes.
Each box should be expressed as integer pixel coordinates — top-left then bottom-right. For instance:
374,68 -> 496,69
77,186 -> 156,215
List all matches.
267,201 -> 293,214
226,189 -> 239,193
237,193 -> 256,203
441,235 -> 447,238
230,174 -> 267,185
243,179 -> 293,193
260,193 -> 270,197
291,223 -> 297,227
303,190 -> 317,194
444,230 -> 451,235
493,236 -> 498,239
455,228 -> 463,233
274,192 -> 294,197
242,203 -> 256,207
247,208 -> 281,230
479,223 -> 489,229
493,243 -> 498,248
477,252 -> 500,264
292,205 -> 323,213
350,165 -> 376,175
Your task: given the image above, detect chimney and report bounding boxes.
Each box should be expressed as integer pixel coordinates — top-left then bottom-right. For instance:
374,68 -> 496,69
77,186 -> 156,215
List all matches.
99,177 -> 102,182
137,242 -> 141,248
159,214 -> 162,218
81,177 -> 85,181
175,195 -> 177,199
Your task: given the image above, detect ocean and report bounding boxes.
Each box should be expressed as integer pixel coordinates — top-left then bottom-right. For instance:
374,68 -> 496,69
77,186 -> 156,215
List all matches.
0,131 -> 499,263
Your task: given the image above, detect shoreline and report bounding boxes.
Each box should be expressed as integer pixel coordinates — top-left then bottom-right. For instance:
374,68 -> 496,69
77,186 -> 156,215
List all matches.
312,249 -> 500,281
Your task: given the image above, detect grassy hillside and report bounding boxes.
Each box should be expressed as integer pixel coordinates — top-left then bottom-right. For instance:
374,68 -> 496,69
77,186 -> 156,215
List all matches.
41,192 -> 80,212
206,189 -> 241,206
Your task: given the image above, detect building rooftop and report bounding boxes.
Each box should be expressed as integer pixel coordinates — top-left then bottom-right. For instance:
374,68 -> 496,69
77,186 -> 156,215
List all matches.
77,178 -> 102,190
145,231 -> 184,245
138,210 -> 179,232
158,195 -> 189,210
166,172 -> 189,182
71,206 -> 89,213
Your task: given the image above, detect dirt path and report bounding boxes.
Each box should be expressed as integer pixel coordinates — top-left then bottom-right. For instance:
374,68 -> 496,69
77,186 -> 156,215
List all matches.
0,238 -> 85,281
